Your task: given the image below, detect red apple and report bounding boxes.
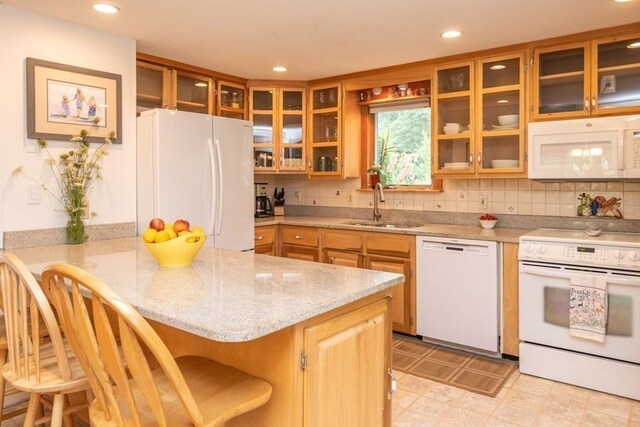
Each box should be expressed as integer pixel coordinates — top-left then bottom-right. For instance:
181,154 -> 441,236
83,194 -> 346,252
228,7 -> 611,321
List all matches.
149,218 -> 165,231
173,219 -> 190,234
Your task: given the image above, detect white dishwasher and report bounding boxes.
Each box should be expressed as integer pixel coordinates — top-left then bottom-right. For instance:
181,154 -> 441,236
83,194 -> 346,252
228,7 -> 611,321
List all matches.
416,236 -> 500,354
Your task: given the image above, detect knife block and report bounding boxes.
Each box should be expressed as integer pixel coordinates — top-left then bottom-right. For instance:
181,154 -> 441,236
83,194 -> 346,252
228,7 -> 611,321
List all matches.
274,205 -> 285,216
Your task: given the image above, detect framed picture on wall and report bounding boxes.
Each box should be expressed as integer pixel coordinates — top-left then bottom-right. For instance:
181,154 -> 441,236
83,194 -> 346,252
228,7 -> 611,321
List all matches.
26,57 -> 122,144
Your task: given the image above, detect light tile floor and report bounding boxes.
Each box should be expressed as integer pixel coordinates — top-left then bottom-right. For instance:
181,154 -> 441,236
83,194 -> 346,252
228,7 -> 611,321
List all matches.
393,369 -> 640,427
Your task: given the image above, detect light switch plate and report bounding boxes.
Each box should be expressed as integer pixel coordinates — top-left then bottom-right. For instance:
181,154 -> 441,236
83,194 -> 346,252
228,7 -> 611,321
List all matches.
600,75 -> 616,94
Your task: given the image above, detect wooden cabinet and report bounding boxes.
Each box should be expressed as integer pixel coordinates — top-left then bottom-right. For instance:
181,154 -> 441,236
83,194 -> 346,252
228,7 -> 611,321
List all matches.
136,61 -> 172,113
303,298 -> 391,427
251,87 -> 306,173
254,225 -> 276,256
433,54 -> 527,178
364,234 -> 415,334
308,83 -> 360,178
532,33 -> 640,120
280,226 -> 320,262
319,229 -> 416,335
502,242 -> 519,357
218,81 -> 246,119
172,69 -> 214,115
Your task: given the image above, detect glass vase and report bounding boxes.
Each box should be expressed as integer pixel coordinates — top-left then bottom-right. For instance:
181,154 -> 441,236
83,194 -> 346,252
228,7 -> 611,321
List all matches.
66,217 -> 85,244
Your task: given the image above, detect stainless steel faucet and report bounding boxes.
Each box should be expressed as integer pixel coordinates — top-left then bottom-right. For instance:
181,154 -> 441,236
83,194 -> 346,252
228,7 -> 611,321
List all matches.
373,182 -> 385,222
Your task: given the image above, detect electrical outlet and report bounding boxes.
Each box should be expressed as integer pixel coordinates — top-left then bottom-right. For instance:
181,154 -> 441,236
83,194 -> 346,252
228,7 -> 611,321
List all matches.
600,75 -> 616,94
480,194 -> 489,210
295,190 -> 302,202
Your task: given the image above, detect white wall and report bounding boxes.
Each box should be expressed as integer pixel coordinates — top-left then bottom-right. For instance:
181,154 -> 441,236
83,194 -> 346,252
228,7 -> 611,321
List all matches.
0,5 -> 137,248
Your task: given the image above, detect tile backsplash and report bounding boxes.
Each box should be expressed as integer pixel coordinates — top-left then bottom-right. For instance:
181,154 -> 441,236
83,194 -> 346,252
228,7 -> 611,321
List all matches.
258,176 -> 640,220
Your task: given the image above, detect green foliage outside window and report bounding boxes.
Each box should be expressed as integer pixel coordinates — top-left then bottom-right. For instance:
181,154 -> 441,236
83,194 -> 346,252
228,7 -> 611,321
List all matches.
375,107 -> 431,187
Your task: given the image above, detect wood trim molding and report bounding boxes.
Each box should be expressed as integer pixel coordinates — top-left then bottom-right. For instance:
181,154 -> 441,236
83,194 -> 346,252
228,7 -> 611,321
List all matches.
136,52 -> 246,84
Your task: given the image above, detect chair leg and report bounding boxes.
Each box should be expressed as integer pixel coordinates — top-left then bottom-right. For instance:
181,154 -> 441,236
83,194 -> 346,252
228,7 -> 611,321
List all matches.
62,395 -> 75,427
25,393 -> 40,426
0,349 -> 7,421
50,394 -> 64,427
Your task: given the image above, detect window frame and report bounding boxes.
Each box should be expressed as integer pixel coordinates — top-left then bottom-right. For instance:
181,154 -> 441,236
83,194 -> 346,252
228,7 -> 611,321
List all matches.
360,100 -> 442,192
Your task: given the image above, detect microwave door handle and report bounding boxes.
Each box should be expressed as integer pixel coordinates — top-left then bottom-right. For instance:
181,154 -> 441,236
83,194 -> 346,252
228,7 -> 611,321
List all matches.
521,265 -> 640,287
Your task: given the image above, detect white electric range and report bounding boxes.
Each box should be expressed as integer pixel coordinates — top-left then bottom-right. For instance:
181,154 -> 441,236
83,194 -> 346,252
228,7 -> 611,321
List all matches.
518,228 -> 640,400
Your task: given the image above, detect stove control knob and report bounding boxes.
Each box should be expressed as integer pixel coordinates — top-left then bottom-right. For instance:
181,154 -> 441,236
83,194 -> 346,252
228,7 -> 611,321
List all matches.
629,251 -> 640,262
613,250 -> 625,260
536,243 -> 547,254
524,243 -> 534,253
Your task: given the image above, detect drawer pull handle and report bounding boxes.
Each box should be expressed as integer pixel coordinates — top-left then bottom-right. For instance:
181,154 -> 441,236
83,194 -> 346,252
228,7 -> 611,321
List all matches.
255,236 -> 264,240
294,235 -> 304,240
387,368 -> 397,400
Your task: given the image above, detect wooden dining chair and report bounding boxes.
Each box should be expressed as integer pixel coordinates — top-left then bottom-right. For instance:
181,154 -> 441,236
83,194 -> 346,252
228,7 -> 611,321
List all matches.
0,253 -> 90,426
41,263 -> 272,426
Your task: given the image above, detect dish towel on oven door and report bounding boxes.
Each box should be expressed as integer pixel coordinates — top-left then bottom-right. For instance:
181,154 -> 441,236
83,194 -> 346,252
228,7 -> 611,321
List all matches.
569,274 -> 608,342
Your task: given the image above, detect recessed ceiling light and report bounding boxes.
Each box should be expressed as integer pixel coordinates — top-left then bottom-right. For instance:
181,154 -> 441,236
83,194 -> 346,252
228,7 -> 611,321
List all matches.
194,82 -> 208,87
490,64 -> 506,70
441,30 -> 462,39
628,41 -> 640,48
613,0 -> 632,3
93,3 -> 119,14
497,99 -> 509,104
272,66 -> 287,72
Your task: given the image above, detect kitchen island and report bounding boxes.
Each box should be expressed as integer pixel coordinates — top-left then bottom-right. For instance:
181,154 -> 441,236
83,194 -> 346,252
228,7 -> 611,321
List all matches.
7,237 -> 403,427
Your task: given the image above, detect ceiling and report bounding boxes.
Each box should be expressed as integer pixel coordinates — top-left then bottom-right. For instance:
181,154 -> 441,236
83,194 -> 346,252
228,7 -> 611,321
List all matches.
5,0 -> 640,81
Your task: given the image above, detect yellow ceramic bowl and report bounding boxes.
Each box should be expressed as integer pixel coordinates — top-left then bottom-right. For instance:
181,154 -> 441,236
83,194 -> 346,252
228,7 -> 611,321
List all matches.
143,233 -> 207,267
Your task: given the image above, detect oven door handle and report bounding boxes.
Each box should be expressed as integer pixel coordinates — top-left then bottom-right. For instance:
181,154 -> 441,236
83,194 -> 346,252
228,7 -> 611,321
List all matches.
521,265 -> 640,287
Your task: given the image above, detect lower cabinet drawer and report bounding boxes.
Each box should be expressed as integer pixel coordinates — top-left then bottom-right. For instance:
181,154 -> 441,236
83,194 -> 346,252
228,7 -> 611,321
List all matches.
255,225 -> 276,246
366,234 -> 413,258
280,226 -> 319,247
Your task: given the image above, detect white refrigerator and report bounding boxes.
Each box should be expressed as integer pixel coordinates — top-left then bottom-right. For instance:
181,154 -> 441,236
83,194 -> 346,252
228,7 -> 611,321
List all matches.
137,109 -> 254,251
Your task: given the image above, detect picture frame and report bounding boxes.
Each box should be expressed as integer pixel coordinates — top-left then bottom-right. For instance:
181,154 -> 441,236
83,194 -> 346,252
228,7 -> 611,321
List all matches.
27,57 -> 122,144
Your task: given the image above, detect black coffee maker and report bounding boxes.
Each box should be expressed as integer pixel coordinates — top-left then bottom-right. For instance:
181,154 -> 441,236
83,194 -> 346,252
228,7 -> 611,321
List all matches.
254,183 -> 273,218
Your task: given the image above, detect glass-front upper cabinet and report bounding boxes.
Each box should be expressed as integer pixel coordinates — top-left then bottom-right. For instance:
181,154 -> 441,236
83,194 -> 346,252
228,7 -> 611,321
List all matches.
593,34 -> 640,115
432,61 -> 474,175
173,70 -> 214,115
136,61 -> 171,114
309,84 -> 341,176
250,88 -> 275,171
533,34 -> 640,119
218,81 -> 246,119
533,42 -> 589,119
280,89 -> 305,171
250,87 -> 306,173
477,54 -> 526,174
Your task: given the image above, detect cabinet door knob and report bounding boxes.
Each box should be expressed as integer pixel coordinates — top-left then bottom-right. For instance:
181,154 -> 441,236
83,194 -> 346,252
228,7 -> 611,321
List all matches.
469,152 -> 474,165
591,95 -> 597,113
584,97 -> 590,114
294,235 -> 304,240
255,236 -> 264,240
477,152 -> 482,164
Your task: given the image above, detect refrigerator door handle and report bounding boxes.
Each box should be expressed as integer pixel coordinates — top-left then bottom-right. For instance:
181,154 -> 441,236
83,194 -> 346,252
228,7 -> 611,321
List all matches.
214,138 -> 224,236
207,138 -> 216,235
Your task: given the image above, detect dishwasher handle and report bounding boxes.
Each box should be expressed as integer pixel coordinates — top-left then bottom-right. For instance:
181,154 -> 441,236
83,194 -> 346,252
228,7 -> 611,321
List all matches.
419,240 -> 490,255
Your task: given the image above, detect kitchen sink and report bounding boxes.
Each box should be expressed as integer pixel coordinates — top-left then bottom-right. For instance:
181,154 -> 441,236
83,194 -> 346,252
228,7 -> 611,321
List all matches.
343,220 -> 423,229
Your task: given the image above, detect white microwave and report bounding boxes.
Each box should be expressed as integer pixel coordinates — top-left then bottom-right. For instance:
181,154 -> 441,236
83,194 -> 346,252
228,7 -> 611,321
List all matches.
528,115 -> 640,180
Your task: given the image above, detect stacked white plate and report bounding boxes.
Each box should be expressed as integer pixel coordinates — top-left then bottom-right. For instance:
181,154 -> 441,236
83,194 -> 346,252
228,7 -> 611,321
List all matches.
444,162 -> 470,169
492,124 -> 518,130
491,159 -> 518,168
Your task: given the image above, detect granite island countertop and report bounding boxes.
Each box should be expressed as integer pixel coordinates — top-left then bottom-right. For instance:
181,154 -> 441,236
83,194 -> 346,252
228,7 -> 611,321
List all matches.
6,237 -> 403,343
256,216 -> 530,243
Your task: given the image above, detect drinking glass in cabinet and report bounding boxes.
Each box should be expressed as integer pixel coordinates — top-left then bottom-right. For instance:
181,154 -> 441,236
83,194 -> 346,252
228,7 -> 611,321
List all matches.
282,90 -> 303,111
538,48 -> 585,114
221,85 -> 244,109
597,38 -> 640,110
281,147 -> 303,169
312,113 -> 338,143
254,149 -> 273,168
252,90 -> 273,111
253,115 -> 273,144
313,88 -> 338,109
482,58 -> 520,88
438,66 -> 470,93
